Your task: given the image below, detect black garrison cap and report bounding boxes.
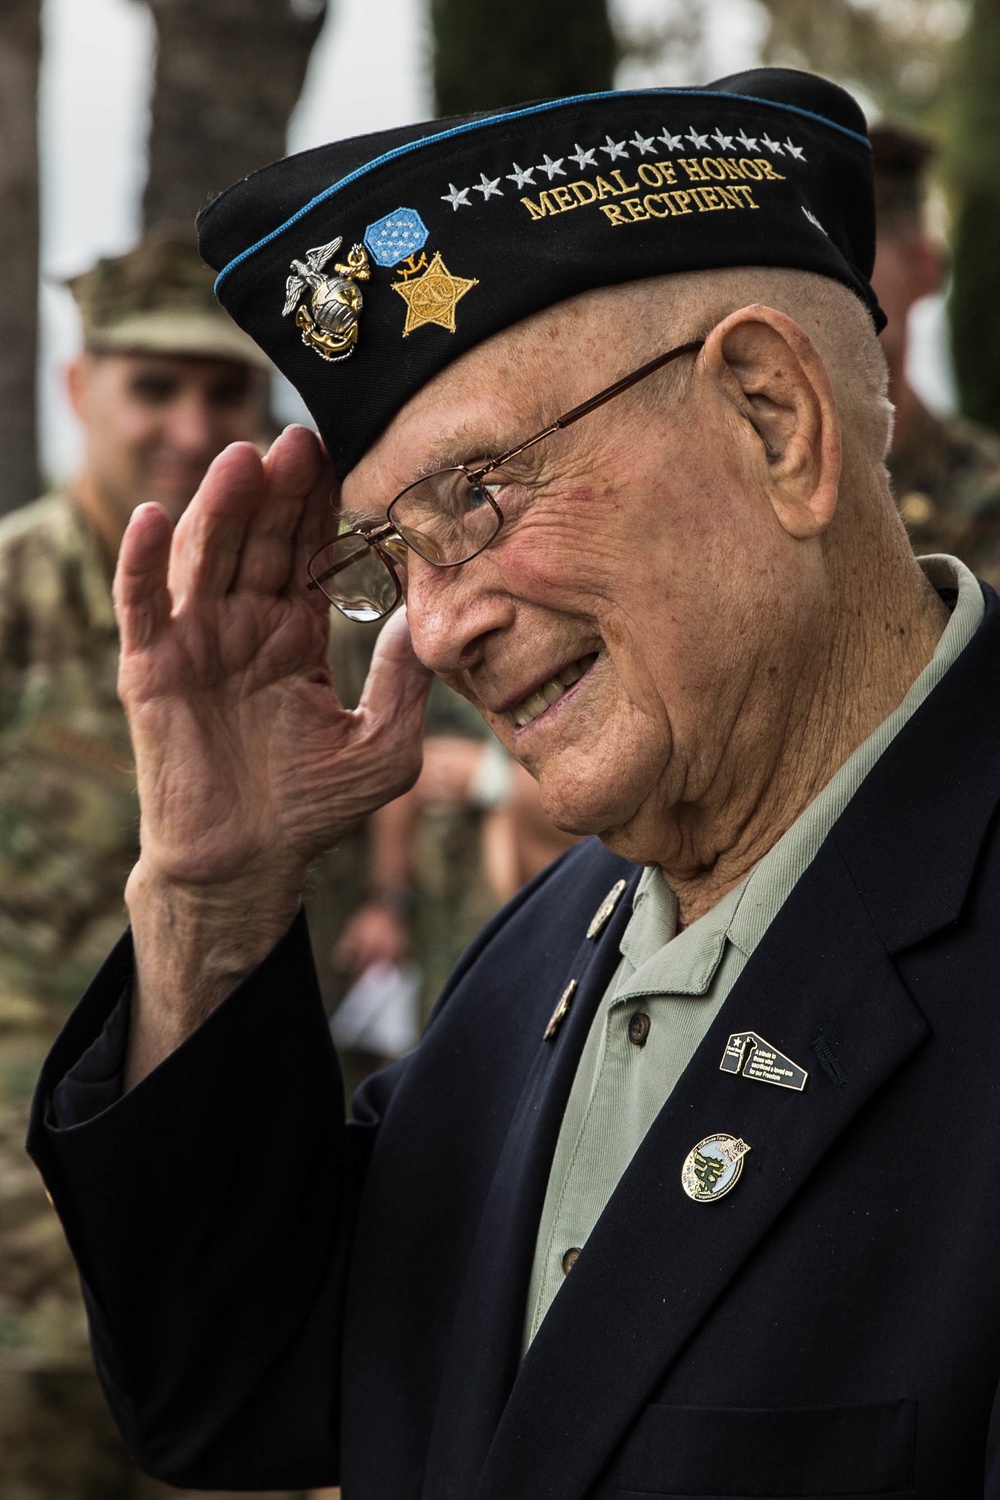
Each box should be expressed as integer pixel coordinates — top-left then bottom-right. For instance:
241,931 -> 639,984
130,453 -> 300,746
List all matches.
198,67 -> 882,478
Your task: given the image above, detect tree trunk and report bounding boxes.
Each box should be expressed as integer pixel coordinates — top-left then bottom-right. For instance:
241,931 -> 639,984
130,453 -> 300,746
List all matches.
950,0 -> 1000,433
142,0 -> 327,230
431,0 -> 615,117
0,0 -> 40,515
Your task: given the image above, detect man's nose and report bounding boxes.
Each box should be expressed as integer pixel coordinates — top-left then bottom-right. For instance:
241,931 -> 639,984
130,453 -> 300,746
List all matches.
404,552 -> 514,676
164,394 -> 218,454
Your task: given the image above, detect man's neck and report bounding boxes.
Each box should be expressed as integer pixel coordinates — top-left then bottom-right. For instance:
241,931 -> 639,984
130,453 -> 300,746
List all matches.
664,515 -> 949,926
69,475 -> 122,574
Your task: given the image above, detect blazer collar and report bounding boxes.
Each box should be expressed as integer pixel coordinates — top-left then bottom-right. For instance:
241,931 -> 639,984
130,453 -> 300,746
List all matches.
420,867 -> 641,1500
834,580 -> 1000,951
473,841 -> 929,1500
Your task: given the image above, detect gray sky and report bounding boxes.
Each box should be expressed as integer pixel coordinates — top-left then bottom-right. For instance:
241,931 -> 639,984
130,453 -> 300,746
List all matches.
39,0 -> 953,478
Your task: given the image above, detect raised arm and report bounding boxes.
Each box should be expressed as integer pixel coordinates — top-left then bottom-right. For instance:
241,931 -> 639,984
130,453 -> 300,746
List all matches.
115,424 -> 431,1086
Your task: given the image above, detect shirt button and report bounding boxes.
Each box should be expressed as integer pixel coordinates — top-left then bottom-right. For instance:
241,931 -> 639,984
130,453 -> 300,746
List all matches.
628,1011 -> 651,1047
561,1247 -> 582,1275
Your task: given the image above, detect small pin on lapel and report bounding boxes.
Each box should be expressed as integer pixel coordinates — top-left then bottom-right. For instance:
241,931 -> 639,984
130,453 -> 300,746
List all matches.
586,878 -> 627,940
544,980 -> 577,1042
720,1031 -> 808,1092
681,1133 -> 751,1202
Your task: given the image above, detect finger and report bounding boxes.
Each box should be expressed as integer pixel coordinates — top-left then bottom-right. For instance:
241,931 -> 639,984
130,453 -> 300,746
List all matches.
233,425 -> 332,597
295,433 -> 342,561
114,503 -> 175,655
284,431 -> 346,603
168,443 -> 267,605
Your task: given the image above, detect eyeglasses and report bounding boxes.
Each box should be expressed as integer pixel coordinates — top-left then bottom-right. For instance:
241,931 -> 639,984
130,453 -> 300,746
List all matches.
307,336 -> 705,621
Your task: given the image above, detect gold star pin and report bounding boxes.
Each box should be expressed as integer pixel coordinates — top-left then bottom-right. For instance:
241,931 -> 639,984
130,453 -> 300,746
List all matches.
392,250 -> 478,336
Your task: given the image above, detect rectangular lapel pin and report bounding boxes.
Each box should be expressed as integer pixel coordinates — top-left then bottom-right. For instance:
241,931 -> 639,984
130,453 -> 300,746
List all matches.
720,1031 -> 808,1092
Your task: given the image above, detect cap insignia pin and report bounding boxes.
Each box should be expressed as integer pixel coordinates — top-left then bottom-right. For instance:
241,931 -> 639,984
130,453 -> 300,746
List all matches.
586,878 -> 627,940
283,237 -> 371,363
392,250 -> 478,336
719,1032 -> 808,1092
544,979 -> 577,1042
681,1133 -> 751,1203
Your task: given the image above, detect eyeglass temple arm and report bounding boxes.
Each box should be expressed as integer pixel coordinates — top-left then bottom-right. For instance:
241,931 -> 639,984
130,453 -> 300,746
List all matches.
478,338 -> 705,475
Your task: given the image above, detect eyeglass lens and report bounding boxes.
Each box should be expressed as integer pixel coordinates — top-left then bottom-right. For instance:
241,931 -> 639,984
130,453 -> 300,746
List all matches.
309,534 -> 402,622
389,469 -> 503,565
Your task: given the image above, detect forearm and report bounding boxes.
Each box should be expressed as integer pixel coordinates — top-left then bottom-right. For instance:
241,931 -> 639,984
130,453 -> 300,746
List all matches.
124,857 -> 307,1088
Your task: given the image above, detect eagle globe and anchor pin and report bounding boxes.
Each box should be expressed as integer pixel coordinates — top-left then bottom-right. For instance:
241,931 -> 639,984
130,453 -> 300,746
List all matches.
283,237 -> 372,363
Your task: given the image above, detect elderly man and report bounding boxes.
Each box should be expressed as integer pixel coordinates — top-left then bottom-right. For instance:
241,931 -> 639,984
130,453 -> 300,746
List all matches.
28,70 -> 1000,1498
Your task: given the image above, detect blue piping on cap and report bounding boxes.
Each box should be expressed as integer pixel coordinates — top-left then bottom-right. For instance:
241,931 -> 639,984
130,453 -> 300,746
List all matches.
214,86 -> 871,293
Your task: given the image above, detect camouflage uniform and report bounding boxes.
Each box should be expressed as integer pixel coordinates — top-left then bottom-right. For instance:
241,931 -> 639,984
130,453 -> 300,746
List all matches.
889,400 -> 1000,590
0,223 -> 313,1496
0,494 -> 316,1500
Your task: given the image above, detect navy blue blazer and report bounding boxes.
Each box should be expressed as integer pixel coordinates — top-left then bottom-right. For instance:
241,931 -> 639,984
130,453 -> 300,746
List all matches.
28,586 -> 1000,1500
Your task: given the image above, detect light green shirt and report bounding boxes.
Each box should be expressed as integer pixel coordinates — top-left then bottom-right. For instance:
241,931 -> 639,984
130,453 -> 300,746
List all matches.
522,556 -> 982,1351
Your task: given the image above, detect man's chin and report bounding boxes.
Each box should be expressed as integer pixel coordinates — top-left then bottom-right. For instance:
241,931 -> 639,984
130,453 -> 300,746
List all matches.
536,778 -> 636,847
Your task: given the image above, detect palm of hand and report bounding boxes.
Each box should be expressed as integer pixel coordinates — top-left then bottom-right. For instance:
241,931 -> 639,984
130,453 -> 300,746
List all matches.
116,430 -> 432,892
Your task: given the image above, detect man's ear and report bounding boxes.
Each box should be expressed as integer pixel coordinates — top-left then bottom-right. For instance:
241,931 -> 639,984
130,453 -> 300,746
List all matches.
66,353 -> 92,422
700,303 -> 842,540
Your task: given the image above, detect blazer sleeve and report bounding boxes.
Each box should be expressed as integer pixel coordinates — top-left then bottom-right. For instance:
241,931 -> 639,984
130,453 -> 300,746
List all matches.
26,909 -> 386,1492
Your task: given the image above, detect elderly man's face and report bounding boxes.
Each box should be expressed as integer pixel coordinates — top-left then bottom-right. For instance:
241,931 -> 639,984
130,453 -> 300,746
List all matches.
344,303 -> 813,867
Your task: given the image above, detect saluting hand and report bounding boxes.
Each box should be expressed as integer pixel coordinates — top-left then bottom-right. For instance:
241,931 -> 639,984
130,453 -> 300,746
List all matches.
114,426 -> 432,1081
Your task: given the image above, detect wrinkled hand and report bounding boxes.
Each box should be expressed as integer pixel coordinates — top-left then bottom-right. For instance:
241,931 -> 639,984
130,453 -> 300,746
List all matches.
116,426 -> 432,898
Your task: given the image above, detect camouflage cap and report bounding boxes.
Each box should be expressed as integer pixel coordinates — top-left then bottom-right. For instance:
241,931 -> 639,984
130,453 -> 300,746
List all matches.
65,226 -> 273,369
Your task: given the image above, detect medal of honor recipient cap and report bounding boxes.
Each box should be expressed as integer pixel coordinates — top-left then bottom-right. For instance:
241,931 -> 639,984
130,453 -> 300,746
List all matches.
198,66 -> 882,478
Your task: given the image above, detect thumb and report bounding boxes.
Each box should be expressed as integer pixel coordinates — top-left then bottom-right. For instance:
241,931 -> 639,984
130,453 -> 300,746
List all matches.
359,608 -> 434,734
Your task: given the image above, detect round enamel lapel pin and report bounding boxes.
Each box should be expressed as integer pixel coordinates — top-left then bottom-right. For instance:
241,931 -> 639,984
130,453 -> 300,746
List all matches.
681,1133 -> 751,1203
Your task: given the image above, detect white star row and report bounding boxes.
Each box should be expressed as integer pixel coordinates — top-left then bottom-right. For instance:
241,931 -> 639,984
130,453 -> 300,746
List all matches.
440,125 -> 807,209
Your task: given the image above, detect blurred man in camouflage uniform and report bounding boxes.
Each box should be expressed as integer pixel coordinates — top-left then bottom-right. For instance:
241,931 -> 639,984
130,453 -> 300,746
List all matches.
871,124 -> 1000,584
0,228 -> 323,1499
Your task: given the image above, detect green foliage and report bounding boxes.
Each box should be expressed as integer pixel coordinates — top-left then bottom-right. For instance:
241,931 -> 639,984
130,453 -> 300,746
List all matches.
951,191 -> 1000,428
430,0 -> 616,117
949,0 -> 1000,430
756,0 -> 964,121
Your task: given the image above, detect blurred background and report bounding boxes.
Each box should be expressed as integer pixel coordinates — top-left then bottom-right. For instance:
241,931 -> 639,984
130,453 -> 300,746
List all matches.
0,0 -> 992,512
2,5 -> 998,1497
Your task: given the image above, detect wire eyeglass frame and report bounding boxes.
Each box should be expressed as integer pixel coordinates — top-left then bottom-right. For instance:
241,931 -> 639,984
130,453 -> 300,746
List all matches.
307,336 -> 705,621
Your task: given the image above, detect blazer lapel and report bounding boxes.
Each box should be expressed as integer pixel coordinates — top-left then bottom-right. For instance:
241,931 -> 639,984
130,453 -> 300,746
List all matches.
472,839 -> 930,1500
420,871 -> 640,1500
434,590 -> 1000,1500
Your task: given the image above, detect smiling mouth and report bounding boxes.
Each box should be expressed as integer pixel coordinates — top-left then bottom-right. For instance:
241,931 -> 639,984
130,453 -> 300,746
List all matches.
510,653 -> 598,728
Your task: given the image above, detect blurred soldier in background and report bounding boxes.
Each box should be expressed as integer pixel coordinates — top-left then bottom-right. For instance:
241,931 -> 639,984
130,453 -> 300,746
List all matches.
0,227 -> 316,1500
871,123 -> 1000,583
